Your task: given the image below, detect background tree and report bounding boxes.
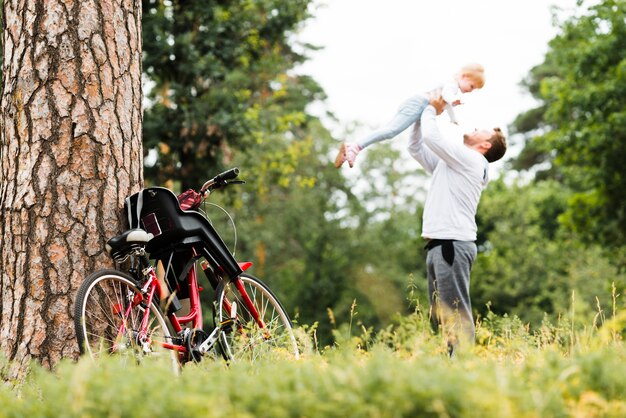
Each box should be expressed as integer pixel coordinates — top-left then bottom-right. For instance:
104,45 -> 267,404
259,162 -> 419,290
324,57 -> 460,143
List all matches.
218,140 -> 427,344
140,0 -> 406,343
472,179 -> 626,327
0,0 -> 143,377
475,0 -> 626,327
510,0 -> 626,251
142,0 -> 315,190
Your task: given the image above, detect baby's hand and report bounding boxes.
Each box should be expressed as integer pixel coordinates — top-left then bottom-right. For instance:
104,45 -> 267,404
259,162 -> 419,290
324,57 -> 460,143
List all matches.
451,99 -> 463,106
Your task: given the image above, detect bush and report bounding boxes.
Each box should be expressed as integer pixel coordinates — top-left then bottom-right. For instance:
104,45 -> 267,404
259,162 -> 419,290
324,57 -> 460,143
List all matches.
3,306 -> 626,418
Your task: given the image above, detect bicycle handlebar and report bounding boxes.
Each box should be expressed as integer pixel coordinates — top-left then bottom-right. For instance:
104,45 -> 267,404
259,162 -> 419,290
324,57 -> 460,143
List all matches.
217,167 -> 240,183
178,168 -> 243,211
200,167 -> 243,194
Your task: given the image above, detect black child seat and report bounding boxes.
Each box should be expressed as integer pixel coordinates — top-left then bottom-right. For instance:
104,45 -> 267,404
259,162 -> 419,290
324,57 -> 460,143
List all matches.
124,187 -> 243,285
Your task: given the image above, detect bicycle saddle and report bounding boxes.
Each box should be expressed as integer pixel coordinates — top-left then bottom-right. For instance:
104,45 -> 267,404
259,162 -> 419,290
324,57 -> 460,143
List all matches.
105,228 -> 153,259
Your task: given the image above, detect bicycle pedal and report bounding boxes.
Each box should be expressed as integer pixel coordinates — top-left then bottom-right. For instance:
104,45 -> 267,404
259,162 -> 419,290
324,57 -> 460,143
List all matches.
184,328 -> 210,363
196,327 -> 220,355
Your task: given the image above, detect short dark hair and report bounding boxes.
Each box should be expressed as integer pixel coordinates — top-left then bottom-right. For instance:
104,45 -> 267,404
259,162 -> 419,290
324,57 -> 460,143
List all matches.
484,127 -> 507,163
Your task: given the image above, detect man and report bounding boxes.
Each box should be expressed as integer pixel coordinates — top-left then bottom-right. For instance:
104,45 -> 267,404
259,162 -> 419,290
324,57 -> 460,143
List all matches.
408,94 -> 506,353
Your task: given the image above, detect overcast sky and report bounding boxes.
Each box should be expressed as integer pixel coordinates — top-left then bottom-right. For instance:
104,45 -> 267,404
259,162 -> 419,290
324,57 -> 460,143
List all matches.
294,0 -> 583,174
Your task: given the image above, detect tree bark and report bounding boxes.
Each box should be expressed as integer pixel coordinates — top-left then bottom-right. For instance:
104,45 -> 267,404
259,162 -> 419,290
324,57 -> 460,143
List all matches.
0,0 -> 143,378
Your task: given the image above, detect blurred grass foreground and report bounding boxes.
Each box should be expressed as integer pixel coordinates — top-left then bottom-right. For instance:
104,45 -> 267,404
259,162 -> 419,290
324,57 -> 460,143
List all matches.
2,297 -> 626,418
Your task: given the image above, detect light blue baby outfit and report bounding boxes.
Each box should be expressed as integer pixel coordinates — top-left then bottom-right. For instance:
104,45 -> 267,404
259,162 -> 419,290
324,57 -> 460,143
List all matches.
357,80 -> 461,149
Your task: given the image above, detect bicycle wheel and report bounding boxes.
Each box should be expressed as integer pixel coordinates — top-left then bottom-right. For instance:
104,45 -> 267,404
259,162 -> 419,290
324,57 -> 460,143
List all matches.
216,273 -> 299,362
74,269 -> 177,368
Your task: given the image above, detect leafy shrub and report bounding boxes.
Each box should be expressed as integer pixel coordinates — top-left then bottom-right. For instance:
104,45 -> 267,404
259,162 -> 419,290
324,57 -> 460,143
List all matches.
3,305 -> 626,418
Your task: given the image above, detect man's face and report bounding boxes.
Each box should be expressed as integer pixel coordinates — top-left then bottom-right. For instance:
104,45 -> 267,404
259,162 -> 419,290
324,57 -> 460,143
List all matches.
463,128 -> 494,147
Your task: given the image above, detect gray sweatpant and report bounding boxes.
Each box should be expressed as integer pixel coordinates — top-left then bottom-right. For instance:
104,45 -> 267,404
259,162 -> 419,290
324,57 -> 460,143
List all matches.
426,240 -> 477,350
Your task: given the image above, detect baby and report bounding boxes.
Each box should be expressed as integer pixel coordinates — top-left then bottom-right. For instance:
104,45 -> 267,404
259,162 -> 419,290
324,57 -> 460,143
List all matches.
335,63 -> 485,168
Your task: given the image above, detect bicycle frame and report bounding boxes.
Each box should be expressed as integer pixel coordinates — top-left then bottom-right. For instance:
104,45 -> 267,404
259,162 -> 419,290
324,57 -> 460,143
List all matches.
115,266 -> 187,354
168,261 -> 203,332
113,256 -> 265,359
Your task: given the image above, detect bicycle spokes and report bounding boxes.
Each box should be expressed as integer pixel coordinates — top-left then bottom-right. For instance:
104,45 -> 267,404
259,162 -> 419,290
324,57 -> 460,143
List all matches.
76,272 -> 175,364
217,275 -> 299,362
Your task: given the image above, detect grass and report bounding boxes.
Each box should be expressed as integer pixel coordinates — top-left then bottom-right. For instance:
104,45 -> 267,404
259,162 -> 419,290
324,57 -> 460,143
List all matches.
2,298 -> 626,418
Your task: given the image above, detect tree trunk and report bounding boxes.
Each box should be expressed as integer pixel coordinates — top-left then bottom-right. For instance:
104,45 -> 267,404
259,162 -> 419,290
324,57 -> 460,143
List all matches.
0,0 -> 143,378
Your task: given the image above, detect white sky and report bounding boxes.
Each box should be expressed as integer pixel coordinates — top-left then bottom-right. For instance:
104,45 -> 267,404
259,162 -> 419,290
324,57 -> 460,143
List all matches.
295,0 -> 582,176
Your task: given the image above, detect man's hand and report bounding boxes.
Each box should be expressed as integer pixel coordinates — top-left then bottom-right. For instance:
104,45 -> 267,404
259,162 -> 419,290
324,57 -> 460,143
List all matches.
428,93 -> 446,115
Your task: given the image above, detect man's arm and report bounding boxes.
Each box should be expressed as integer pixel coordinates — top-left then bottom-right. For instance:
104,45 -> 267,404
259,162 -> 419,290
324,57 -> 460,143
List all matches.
421,96 -> 478,171
408,120 -> 439,174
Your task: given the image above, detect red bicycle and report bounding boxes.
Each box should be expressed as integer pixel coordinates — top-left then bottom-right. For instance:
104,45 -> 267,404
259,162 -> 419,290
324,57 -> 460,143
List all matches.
74,168 -> 299,366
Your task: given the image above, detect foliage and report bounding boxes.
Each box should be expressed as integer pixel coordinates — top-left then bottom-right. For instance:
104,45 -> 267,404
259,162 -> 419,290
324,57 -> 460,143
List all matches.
140,0 -> 384,343
473,179 -> 626,328
142,0 -> 317,190
4,304 -> 626,417
205,138 -> 427,345
221,120 -> 356,343
510,0 -> 626,249
333,144 -> 429,329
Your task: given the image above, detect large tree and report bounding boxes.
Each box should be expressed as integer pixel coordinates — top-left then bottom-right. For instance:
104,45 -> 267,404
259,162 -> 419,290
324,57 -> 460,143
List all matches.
0,0 -> 143,377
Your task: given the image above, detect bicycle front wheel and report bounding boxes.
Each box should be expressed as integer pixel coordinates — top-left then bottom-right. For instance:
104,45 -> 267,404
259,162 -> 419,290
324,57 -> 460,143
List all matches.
74,269 -> 177,368
216,274 -> 299,362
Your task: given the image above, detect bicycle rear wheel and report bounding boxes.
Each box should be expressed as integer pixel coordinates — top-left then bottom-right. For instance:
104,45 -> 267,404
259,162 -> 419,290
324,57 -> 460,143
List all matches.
74,269 -> 177,368
216,273 -> 299,362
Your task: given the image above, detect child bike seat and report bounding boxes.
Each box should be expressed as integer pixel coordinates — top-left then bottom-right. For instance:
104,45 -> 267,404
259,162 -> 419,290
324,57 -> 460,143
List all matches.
124,187 -> 243,281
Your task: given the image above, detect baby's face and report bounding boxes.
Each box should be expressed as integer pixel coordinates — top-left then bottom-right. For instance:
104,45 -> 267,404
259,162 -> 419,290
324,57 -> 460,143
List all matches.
458,75 -> 479,93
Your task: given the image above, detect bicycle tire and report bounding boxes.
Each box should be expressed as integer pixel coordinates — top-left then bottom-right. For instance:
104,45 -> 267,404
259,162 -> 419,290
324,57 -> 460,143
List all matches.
216,273 -> 299,362
74,269 -> 178,368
